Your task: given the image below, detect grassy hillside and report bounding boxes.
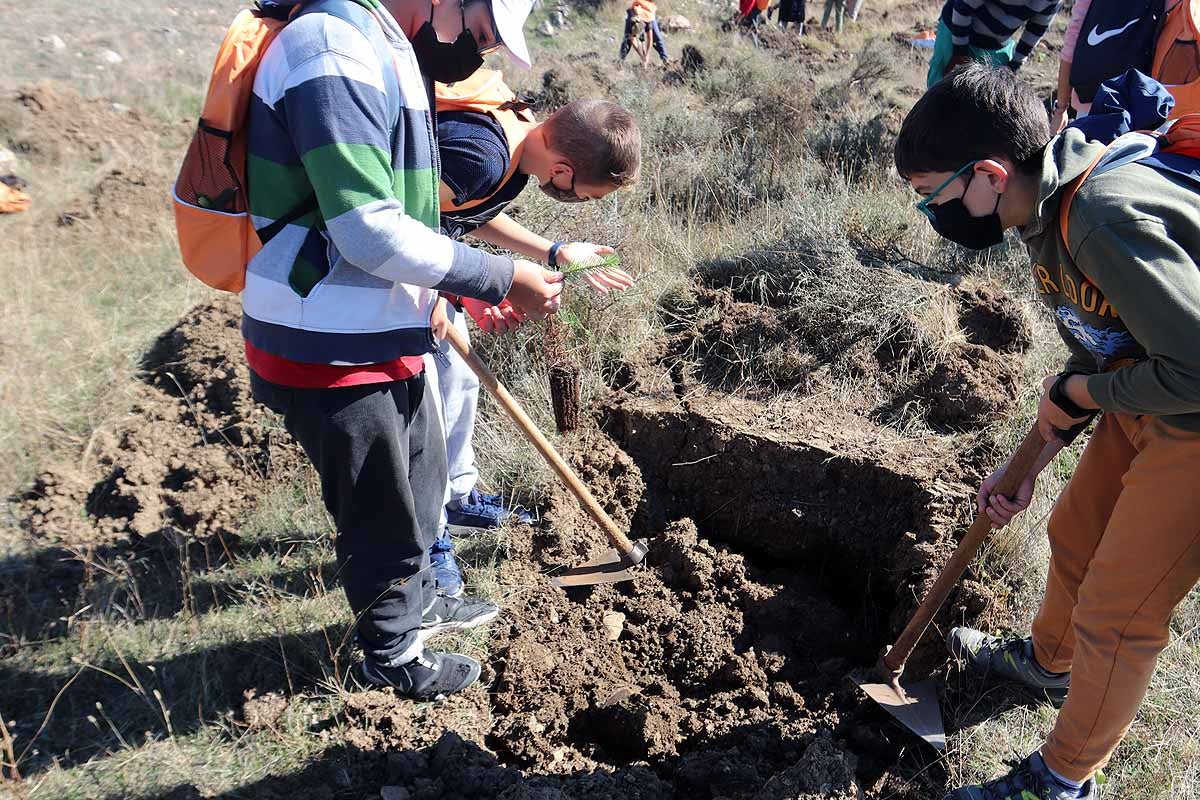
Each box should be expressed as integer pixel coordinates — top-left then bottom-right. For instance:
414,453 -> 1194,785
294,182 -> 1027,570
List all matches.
1,1 -> 1197,798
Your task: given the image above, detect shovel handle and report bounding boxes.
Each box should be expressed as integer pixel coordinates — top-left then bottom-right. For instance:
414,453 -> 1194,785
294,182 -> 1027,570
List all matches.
883,424 -> 1046,674
441,321 -> 638,557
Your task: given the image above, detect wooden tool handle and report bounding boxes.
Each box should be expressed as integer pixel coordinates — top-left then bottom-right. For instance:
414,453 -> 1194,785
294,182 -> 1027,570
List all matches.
883,424 -> 1046,673
441,323 -> 638,556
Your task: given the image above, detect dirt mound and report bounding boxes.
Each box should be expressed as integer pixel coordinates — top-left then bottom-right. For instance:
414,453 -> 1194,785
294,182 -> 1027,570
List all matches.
21,296 -> 272,547
58,166 -> 169,228
10,297 -> 291,641
3,85 -> 186,166
663,262 -> 1031,432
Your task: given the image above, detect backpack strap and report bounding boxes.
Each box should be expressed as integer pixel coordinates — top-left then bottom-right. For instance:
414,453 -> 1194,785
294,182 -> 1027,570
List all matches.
1058,151 -> 1110,261
1058,132 -> 1163,258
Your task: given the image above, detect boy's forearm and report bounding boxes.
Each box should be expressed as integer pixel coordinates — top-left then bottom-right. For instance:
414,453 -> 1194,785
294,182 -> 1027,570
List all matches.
471,214 -> 554,263
1055,58 -> 1072,110
286,58 -> 513,303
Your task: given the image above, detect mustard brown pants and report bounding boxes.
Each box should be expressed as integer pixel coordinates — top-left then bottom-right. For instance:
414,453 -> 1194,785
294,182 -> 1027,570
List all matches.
1031,411 -> 1200,782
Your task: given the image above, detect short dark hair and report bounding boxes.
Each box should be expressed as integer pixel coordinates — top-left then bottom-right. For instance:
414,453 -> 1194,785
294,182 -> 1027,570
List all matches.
894,64 -> 1051,179
542,100 -> 641,188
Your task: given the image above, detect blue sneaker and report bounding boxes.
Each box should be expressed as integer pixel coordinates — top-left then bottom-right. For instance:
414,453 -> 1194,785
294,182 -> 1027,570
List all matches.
446,488 -> 533,529
430,527 -> 463,598
945,752 -> 1098,799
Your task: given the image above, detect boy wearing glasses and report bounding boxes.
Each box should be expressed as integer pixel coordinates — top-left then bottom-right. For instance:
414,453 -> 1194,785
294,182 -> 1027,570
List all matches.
423,81 -> 641,595
896,65 -> 1200,800
243,0 -> 559,701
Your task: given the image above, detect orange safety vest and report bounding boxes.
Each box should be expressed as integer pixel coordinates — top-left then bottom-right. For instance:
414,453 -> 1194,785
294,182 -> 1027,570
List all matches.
434,70 -> 538,212
1155,0 -> 1200,118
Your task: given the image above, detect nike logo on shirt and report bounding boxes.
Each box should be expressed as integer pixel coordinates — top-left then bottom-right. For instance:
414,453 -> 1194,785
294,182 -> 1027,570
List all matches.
1087,18 -> 1141,46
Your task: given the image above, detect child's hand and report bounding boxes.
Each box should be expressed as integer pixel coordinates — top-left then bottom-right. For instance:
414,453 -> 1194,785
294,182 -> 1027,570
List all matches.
558,243 -> 635,294
430,296 -> 451,340
507,260 -> 564,320
463,297 -> 527,334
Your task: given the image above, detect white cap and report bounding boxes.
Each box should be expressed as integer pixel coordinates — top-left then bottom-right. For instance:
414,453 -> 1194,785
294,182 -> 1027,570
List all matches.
490,0 -> 534,68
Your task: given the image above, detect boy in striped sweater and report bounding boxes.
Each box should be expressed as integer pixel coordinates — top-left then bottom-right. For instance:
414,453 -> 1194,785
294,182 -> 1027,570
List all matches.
243,0 -> 553,701
927,0 -> 1062,87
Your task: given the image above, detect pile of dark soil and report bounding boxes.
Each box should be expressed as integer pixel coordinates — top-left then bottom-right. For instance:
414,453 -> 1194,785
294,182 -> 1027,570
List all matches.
11,279 -> 1022,798
11,297 -> 293,642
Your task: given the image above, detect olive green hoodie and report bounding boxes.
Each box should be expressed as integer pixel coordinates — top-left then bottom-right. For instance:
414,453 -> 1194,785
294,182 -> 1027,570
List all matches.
1021,127 -> 1200,432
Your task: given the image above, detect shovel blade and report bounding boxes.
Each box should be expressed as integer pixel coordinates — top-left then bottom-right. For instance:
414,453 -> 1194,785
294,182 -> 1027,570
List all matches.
552,547 -> 639,588
854,676 -> 946,751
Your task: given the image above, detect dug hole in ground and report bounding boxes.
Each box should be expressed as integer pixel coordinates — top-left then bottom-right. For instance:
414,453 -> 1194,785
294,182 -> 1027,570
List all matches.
12,266 -> 1034,798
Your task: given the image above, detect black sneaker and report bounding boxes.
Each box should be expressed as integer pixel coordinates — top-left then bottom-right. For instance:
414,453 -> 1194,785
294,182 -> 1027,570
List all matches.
947,628 -> 1070,707
359,648 -> 481,700
420,593 -> 500,640
945,751 -> 1099,799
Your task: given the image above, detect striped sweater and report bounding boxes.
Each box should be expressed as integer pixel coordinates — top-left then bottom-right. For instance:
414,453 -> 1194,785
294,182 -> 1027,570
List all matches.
243,0 -> 514,366
940,0 -> 1062,67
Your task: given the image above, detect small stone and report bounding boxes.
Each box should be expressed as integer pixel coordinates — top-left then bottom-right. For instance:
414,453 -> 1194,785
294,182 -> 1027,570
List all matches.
601,611 -> 625,641
665,14 -> 691,30
111,103 -> 131,114
0,148 -> 16,168
40,35 -> 67,51
540,19 -> 555,36
99,49 -> 123,64
381,787 -> 410,800
552,10 -> 565,27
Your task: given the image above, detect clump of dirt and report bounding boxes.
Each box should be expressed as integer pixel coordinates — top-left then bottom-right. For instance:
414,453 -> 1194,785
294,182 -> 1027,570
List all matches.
341,688 -> 493,753
242,689 -> 290,731
58,166 -> 168,228
955,284 -> 1032,353
467,509 -> 945,797
755,731 -> 862,800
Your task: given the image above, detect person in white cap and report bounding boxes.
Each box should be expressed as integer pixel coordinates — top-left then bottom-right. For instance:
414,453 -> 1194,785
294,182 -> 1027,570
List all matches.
244,0 -> 542,701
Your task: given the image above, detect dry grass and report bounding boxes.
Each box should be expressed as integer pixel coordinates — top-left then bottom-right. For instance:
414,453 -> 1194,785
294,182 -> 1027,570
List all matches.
1,0 -> 1198,797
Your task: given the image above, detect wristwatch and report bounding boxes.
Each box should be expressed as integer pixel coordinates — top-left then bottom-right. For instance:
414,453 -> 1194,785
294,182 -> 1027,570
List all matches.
547,241 -> 565,268
1049,372 -> 1091,419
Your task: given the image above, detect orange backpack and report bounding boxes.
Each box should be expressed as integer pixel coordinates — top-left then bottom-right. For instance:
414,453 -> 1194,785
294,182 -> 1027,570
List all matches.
1155,0 -> 1200,117
434,70 -> 538,212
173,4 -> 303,293
1060,114 -> 1200,254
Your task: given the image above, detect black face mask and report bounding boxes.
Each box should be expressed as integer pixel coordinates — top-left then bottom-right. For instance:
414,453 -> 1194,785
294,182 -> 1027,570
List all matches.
411,1 -> 484,84
539,170 -> 587,203
923,171 -> 1004,250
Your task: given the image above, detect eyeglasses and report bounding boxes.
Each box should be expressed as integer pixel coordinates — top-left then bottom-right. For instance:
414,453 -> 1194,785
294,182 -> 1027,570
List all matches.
461,0 -> 504,56
915,160 -> 977,221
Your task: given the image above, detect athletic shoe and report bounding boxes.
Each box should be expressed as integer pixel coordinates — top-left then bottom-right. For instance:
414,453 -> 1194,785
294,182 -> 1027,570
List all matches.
359,648 -> 481,701
430,526 -> 463,598
446,488 -> 533,529
947,628 -> 1071,707
945,752 -> 1098,799
420,592 -> 500,639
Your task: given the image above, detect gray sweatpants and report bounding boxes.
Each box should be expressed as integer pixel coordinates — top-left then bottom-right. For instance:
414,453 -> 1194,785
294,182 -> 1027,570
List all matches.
250,371 -> 447,666
424,305 -> 481,511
